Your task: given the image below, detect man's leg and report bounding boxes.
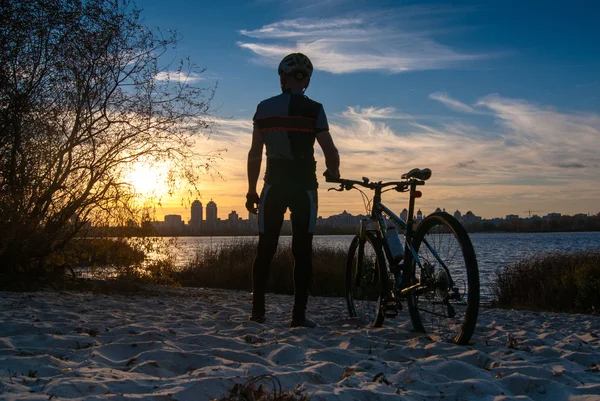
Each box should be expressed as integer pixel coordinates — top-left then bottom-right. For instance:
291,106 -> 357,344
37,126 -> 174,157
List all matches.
289,188 -> 318,327
251,185 -> 285,322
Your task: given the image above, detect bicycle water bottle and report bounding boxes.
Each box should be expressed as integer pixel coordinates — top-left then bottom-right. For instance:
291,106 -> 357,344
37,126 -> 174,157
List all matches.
386,225 -> 404,263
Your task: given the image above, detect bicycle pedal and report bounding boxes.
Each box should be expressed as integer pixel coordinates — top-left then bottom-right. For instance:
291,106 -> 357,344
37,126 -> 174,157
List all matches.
382,299 -> 399,318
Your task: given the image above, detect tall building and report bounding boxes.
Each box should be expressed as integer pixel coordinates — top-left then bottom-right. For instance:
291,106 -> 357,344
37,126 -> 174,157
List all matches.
206,200 -> 217,223
416,209 -> 423,221
189,200 -> 203,229
454,210 -> 462,220
400,208 -> 408,222
228,210 -> 239,221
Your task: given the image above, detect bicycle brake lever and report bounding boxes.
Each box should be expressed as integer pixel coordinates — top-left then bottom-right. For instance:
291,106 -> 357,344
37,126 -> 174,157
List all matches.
328,187 -> 344,192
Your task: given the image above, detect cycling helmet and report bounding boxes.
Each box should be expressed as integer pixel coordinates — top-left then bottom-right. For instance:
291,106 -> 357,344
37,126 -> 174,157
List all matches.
278,53 -> 313,79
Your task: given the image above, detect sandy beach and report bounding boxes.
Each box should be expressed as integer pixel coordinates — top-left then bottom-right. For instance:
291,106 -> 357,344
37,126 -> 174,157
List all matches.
1,286 -> 599,400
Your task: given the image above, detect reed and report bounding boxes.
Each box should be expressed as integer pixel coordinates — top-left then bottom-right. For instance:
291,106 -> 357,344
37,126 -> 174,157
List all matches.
490,250 -> 600,314
175,239 -> 348,297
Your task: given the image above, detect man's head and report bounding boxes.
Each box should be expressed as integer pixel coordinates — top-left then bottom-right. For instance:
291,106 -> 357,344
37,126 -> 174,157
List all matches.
278,53 -> 313,91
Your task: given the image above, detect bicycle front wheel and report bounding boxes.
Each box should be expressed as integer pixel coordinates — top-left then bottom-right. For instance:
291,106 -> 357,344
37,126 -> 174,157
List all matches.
346,232 -> 386,327
405,212 -> 480,345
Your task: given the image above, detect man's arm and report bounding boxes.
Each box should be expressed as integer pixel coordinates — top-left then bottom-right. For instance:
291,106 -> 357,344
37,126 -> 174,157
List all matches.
247,126 -> 264,195
316,130 -> 340,178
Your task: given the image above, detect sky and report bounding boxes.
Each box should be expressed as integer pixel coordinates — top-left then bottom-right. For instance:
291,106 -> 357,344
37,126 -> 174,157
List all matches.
134,0 -> 600,221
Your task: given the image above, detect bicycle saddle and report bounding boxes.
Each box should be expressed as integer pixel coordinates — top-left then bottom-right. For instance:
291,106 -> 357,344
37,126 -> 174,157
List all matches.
401,168 -> 432,181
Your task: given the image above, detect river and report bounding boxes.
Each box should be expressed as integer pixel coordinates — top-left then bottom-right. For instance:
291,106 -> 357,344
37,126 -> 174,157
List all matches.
150,231 -> 600,302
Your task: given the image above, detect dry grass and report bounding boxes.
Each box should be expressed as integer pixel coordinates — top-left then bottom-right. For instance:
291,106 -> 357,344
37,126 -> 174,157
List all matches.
175,239 -> 348,297
490,250 -> 600,314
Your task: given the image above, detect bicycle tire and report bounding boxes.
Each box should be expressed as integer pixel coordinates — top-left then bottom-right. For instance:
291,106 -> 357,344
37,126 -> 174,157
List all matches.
345,232 -> 387,327
405,212 -> 480,345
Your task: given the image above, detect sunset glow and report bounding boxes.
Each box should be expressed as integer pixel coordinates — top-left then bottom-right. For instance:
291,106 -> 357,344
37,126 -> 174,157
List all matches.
127,162 -> 170,198
138,0 -> 600,222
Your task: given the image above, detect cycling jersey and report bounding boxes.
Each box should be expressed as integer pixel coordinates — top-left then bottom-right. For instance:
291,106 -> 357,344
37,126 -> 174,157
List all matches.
253,88 -> 329,190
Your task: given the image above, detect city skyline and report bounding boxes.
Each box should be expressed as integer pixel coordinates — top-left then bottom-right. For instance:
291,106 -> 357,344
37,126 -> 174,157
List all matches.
153,198 -> 596,224
129,0 -> 599,220
143,196 -> 598,236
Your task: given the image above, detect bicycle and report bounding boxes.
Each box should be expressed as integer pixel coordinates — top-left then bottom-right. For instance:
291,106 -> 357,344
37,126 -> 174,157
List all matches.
326,168 -> 480,345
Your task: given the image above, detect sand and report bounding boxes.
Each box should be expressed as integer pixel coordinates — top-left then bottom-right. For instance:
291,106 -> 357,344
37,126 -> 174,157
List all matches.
1,286 -> 599,400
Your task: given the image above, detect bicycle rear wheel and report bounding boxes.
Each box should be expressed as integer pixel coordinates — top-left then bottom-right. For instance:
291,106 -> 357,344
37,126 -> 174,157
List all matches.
405,212 -> 479,345
346,232 -> 386,327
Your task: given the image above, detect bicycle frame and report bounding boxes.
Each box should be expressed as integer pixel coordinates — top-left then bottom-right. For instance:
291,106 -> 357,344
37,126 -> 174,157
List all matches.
365,180 -> 455,296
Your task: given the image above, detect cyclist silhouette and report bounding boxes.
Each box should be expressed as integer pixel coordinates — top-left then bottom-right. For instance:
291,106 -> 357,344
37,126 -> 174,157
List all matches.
246,53 -> 340,327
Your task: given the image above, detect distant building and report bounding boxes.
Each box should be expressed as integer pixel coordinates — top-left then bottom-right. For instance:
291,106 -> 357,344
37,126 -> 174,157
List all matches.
416,209 -> 423,221
434,207 -> 442,213
544,213 -> 561,221
189,200 -> 203,229
228,210 -> 239,221
206,200 -> 217,223
400,208 -> 408,222
463,211 -> 482,223
164,214 -> 184,229
505,214 -> 519,220
327,210 -> 356,227
454,210 -> 462,220
488,217 -> 503,227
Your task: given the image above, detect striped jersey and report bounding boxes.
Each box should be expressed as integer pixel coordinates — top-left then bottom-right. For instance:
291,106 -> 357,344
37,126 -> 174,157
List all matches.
253,88 -> 329,189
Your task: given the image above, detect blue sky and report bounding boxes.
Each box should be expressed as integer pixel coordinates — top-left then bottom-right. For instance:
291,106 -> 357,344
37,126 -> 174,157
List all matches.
137,0 -> 600,219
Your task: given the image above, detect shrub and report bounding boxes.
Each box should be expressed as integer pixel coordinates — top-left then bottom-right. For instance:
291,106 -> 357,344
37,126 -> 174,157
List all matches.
175,239 -> 347,297
0,238 -> 147,290
490,250 -> 600,314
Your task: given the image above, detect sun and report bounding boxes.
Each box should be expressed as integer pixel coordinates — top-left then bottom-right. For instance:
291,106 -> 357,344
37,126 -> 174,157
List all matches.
127,162 -> 170,197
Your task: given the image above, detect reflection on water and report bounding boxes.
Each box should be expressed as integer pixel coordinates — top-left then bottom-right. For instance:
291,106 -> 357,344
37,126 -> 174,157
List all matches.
150,231 -> 600,302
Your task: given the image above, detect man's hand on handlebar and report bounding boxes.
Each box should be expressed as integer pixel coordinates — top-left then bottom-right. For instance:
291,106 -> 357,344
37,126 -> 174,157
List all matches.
323,169 -> 340,182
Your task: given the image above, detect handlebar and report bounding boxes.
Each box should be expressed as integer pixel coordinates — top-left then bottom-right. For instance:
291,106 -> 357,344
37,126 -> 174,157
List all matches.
323,168 -> 430,192
325,175 -> 414,193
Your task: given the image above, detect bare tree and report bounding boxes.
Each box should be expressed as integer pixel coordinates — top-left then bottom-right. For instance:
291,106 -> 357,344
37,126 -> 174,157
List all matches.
0,0 -> 218,278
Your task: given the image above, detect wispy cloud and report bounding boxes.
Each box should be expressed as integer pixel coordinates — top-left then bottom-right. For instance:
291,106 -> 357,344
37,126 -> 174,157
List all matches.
155,71 -> 206,83
340,106 -> 416,120
324,96 -> 600,214
191,94 -> 600,217
238,13 -> 494,74
554,163 -> 587,169
454,160 -> 478,169
429,92 -> 480,114
475,94 -> 600,170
